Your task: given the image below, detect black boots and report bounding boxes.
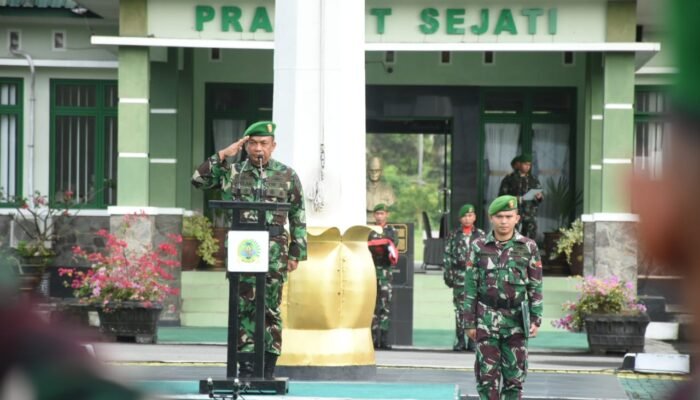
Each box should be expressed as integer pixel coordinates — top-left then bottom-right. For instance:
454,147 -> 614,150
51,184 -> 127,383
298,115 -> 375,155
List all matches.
264,352 -> 278,379
238,353 -> 277,379
379,330 -> 392,350
453,335 -> 468,351
239,361 -> 254,378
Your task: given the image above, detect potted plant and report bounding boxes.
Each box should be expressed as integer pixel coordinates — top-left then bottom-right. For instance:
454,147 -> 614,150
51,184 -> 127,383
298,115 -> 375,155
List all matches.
552,219 -> 584,276
182,214 -> 218,270
59,218 -> 181,343
1,190 -> 75,295
553,275 -> 649,354
543,177 -> 582,266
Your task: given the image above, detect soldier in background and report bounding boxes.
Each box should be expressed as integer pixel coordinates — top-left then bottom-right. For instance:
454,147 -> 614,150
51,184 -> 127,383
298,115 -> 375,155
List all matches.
443,203 -> 485,352
368,203 -> 398,349
464,195 -> 543,400
192,121 -> 307,379
498,154 -> 544,240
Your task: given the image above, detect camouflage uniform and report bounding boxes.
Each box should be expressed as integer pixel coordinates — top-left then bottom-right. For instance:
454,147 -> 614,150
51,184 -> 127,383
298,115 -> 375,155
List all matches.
444,226 -> 485,350
464,231 -> 543,400
192,154 -> 307,356
368,224 -> 398,346
498,173 -> 543,240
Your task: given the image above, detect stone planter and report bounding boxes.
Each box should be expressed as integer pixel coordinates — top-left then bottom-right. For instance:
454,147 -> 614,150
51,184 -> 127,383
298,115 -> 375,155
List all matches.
584,313 -> 650,355
98,302 -> 163,344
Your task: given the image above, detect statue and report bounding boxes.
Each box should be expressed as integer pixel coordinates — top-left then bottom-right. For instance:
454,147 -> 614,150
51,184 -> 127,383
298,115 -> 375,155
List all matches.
366,156 -> 396,221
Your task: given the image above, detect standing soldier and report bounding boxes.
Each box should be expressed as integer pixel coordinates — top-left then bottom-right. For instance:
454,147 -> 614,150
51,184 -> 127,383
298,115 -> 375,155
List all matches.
368,203 -> 398,349
464,195 -> 543,400
443,203 -> 485,352
191,121 -> 307,379
498,154 -> 544,240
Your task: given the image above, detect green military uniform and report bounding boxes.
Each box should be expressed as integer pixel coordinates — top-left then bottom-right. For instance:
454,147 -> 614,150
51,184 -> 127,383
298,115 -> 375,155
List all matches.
191,121 -> 307,375
443,203 -> 485,351
464,196 -> 543,400
368,203 -> 398,349
498,155 -> 543,240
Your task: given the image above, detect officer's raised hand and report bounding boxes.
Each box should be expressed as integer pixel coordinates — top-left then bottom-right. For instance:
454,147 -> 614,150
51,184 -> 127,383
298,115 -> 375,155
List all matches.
218,136 -> 249,161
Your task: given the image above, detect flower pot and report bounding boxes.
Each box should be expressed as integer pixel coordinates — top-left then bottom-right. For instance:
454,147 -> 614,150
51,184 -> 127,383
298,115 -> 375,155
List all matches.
569,243 -> 584,276
212,227 -> 228,271
17,256 -> 53,297
584,313 -> 650,355
181,236 -> 201,271
98,302 -> 163,344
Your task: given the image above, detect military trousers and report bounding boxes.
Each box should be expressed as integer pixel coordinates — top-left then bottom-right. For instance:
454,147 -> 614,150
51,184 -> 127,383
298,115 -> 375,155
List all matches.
519,217 -> 538,241
475,327 -> 528,400
372,265 -> 393,333
452,283 -> 468,344
238,271 -> 286,356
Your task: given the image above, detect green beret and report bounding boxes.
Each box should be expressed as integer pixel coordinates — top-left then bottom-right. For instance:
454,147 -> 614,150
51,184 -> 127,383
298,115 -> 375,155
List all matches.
510,156 -> 522,167
671,0 -> 700,118
519,154 -> 533,163
459,203 -> 476,217
244,121 -> 276,137
488,195 -> 518,216
373,203 -> 389,213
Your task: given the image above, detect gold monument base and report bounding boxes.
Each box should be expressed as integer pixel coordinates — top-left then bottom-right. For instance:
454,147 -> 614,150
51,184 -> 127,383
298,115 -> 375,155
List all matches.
277,226 -> 378,379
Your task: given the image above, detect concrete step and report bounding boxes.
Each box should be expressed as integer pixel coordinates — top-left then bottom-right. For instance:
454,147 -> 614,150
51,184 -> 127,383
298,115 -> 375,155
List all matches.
182,298 -> 229,313
182,271 -> 228,284
180,312 -> 228,327
181,284 -> 230,299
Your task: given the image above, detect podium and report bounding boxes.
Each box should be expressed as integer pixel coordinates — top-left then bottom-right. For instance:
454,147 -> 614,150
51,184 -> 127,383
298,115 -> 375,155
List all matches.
200,200 -> 290,397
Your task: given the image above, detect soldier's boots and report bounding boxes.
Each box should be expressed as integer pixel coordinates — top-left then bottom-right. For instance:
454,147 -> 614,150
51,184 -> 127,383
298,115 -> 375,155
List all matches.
372,329 -> 380,349
264,352 -> 278,380
379,330 -> 392,350
239,361 -> 255,378
466,337 -> 477,352
453,335 -> 468,352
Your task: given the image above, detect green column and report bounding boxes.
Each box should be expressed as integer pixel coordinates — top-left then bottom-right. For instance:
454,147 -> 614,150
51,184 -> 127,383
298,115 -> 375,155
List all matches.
586,53 -> 604,214
116,0 -> 150,206
601,53 -> 635,212
149,48 -> 179,207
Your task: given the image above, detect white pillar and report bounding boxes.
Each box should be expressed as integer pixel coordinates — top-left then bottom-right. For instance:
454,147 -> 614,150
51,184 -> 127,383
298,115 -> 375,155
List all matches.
273,0 -> 366,230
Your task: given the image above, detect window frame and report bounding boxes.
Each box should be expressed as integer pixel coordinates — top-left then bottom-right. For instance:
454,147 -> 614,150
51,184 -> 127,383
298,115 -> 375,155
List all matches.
49,79 -> 117,209
633,86 -> 668,179
0,77 -> 23,207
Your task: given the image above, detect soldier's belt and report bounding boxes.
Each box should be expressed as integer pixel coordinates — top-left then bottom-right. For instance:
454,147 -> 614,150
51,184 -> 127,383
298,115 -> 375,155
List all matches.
267,225 -> 285,237
479,297 -> 523,310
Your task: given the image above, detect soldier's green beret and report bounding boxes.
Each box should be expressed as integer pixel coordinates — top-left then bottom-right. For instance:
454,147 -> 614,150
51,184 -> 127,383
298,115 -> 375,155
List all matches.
373,203 -> 389,213
459,203 -> 476,217
510,156 -> 522,168
488,195 -> 518,216
671,0 -> 700,120
244,121 -> 276,137
519,154 -> 533,163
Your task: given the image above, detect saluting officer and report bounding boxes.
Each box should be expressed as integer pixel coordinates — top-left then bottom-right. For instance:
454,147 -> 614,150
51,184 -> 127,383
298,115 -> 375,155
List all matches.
191,121 -> 307,379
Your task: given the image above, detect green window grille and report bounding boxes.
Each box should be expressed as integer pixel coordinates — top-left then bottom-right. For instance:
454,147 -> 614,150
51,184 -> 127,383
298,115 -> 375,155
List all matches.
50,80 -> 117,208
634,88 -> 668,179
0,78 -> 23,204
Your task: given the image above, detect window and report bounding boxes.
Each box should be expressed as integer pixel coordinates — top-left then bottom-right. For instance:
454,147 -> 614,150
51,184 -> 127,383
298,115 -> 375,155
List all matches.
52,31 -> 66,51
0,78 -> 22,203
8,30 -> 20,51
634,88 -> 668,179
51,80 -> 118,208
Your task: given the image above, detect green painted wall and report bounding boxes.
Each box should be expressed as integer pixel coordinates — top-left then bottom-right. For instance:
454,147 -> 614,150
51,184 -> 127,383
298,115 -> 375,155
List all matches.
0,24 -> 117,60
177,49 -> 195,210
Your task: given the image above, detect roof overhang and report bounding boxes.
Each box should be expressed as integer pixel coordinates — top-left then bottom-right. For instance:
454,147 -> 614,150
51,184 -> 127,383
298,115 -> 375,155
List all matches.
91,35 -> 273,50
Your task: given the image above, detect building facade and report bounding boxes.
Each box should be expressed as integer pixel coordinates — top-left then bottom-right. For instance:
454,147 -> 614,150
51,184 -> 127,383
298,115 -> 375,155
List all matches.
0,0 -> 672,318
